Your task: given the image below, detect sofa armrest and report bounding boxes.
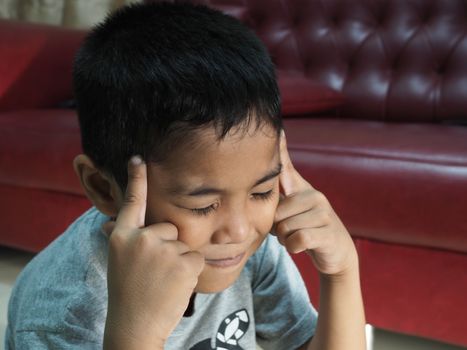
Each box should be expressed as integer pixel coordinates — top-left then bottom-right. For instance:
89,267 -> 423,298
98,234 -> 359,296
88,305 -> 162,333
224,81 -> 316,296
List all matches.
0,20 -> 86,111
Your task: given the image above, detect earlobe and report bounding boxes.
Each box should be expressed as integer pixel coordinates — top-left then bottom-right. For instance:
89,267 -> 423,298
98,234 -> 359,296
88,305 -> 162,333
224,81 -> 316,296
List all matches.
73,154 -> 123,217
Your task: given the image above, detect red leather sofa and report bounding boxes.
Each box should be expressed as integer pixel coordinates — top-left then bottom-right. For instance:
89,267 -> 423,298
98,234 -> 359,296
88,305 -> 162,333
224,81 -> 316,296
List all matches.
1,0 -> 467,347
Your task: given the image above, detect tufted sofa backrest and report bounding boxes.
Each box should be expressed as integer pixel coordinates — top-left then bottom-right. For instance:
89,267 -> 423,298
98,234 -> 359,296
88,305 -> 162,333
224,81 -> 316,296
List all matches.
146,0 -> 467,124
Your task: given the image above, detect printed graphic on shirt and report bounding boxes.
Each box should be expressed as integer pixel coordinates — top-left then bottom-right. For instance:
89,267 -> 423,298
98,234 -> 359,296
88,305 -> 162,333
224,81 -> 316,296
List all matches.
190,309 -> 250,350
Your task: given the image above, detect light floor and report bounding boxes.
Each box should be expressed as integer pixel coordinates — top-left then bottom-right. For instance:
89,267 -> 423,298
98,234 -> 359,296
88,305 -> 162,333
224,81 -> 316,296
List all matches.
1,246 -> 466,350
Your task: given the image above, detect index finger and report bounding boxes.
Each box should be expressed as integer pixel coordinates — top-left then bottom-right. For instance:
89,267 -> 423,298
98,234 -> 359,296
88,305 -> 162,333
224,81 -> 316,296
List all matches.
115,156 -> 147,229
279,130 -> 312,196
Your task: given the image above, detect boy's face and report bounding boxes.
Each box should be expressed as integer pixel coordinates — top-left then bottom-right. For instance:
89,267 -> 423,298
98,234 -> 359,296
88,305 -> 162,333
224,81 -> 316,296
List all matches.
145,123 -> 281,293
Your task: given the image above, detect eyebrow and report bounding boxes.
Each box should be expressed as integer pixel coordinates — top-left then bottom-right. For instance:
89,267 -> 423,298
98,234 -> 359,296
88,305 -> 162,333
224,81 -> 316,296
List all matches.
172,163 -> 283,197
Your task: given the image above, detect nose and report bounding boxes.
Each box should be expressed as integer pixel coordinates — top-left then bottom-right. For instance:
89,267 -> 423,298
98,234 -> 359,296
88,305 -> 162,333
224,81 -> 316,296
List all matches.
211,205 -> 250,245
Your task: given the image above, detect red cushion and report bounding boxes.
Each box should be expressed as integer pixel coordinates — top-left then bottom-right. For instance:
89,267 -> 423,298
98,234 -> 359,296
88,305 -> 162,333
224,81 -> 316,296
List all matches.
293,237 -> 467,347
277,71 -> 344,116
0,109 -> 83,194
0,20 -> 85,111
283,118 -> 467,253
358,238 -> 467,347
0,184 -> 90,252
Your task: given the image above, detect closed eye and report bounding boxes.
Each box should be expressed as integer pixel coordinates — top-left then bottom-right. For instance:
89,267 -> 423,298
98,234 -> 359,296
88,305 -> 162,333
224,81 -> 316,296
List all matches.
190,203 -> 218,216
190,190 -> 274,216
251,190 -> 274,201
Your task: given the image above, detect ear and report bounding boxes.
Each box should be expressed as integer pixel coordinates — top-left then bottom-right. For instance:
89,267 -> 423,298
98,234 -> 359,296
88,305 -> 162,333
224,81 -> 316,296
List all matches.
73,154 -> 123,217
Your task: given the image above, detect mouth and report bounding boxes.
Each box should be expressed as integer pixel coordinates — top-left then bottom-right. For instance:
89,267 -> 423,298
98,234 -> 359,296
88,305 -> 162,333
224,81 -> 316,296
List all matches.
205,252 -> 246,268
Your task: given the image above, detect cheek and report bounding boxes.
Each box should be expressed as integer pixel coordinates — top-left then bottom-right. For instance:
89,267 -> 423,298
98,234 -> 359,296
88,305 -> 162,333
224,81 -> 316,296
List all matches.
175,217 -> 214,249
145,200 -> 214,248
161,215 -> 214,249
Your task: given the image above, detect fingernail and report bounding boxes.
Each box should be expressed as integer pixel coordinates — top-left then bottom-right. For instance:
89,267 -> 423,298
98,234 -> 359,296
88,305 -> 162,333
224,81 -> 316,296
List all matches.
130,155 -> 143,165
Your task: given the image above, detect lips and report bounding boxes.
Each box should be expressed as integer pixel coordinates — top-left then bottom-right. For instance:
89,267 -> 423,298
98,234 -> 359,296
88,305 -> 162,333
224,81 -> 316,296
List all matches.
205,252 -> 246,268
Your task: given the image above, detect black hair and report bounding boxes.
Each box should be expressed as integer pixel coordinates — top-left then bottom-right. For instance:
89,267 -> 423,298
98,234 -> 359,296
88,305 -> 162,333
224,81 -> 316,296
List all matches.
73,1 -> 281,190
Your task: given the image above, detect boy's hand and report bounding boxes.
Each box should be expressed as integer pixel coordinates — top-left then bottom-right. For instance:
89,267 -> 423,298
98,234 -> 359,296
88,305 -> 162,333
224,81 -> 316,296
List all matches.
274,132 -> 358,276
102,157 -> 205,349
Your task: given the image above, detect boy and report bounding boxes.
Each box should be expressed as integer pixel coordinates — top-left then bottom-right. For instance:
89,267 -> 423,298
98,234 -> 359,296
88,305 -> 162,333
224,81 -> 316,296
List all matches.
6,2 -> 366,349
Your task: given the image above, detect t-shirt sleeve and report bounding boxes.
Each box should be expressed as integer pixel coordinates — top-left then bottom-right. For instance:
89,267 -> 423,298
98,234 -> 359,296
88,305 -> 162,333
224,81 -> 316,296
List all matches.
252,235 -> 318,350
5,326 -> 100,350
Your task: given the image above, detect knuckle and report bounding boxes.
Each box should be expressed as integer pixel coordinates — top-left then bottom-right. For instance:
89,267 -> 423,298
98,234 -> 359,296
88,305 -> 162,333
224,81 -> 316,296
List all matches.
313,191 -> 328,204
158,242 -> 178,257
123,193 -> 141,206
276,221 -> 289,235
299,190 -> 314,206
318,210 -> 332,224
294,229 -> 312,248
134,230 -> 153,251
108,230 -> 127,249
295,230 -> 307,244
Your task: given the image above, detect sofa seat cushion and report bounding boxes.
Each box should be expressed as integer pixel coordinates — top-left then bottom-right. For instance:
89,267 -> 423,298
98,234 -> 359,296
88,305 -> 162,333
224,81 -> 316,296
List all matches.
283,118 -> 467,253
0,109 -> 83,195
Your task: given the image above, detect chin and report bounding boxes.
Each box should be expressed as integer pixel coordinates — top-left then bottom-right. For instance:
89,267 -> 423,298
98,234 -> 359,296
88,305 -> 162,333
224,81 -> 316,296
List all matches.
194,264 -> 244,293
194,234 -> 268,293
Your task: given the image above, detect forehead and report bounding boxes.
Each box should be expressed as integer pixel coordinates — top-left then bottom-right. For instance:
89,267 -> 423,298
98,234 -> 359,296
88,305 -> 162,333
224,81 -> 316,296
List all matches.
148,124 -> 279,191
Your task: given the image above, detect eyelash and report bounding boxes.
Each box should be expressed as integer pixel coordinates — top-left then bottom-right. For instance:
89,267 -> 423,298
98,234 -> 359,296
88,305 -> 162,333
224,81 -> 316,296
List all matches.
190,190 -> 275,216
251,189 -> 274,201
191,205 -> 217,216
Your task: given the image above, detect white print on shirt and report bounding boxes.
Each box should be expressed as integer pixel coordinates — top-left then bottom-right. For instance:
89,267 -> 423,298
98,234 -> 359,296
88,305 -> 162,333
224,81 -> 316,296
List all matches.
190,309 -> 250,350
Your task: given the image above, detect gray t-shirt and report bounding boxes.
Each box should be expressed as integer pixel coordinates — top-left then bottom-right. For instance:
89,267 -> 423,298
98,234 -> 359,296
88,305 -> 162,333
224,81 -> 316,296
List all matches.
6,207 -> 317,349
